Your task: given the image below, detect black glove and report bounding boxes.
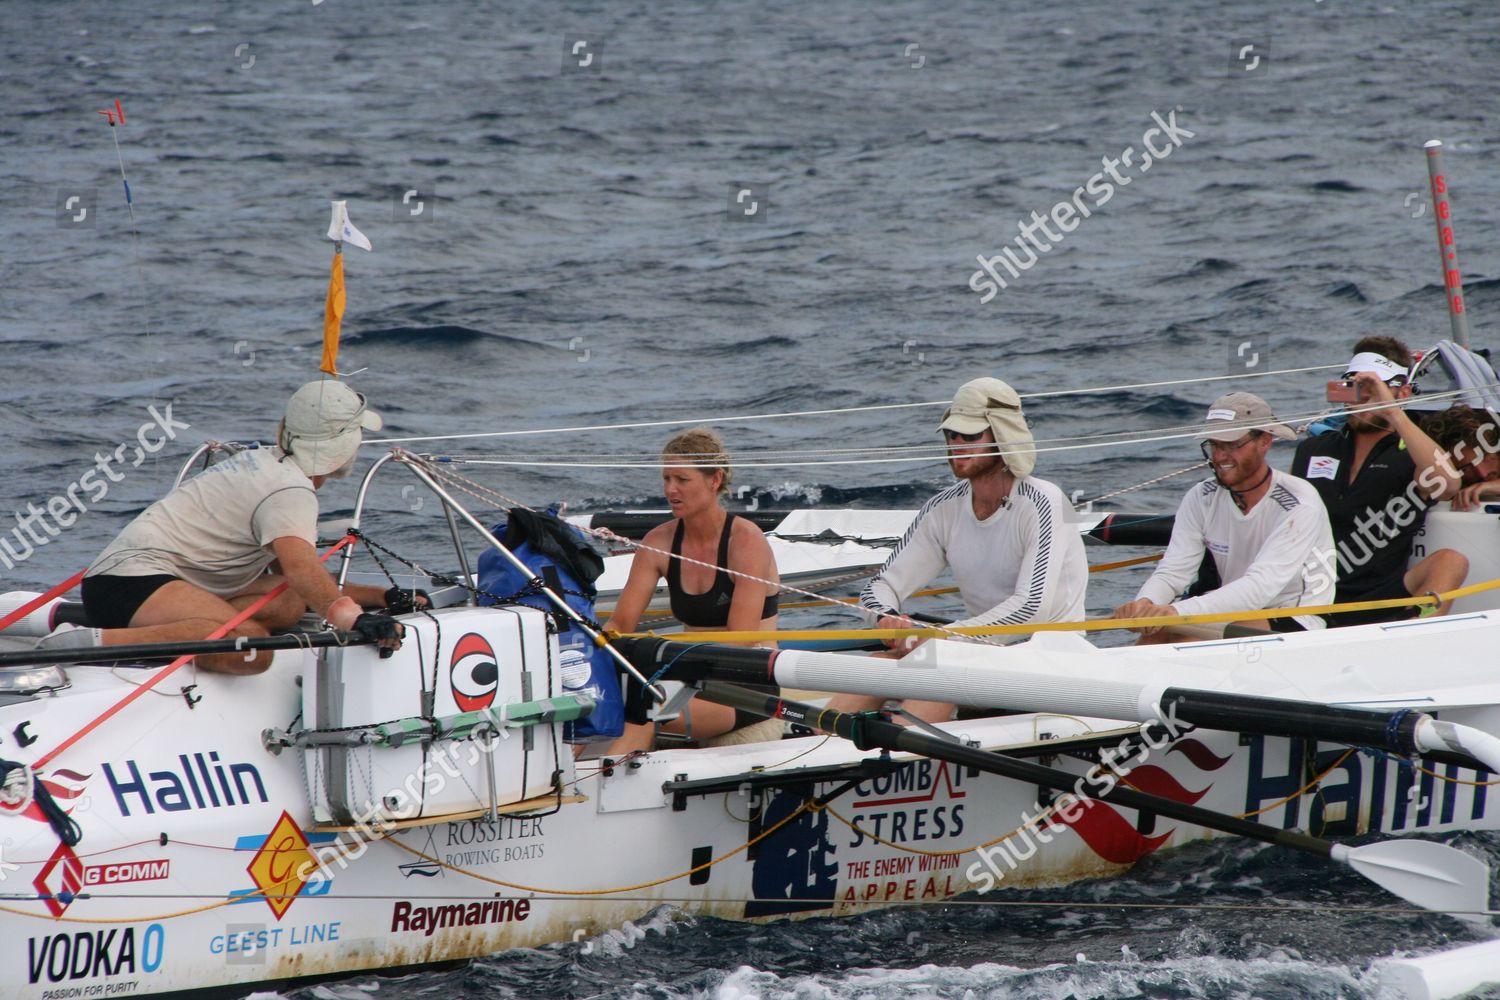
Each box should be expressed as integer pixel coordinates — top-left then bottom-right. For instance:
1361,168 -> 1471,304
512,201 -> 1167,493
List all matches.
351,612 -> 404,658
383,586 -> 431,616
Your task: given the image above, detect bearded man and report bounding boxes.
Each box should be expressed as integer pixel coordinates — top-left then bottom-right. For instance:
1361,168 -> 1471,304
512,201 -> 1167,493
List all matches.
828,377 -> 1088,722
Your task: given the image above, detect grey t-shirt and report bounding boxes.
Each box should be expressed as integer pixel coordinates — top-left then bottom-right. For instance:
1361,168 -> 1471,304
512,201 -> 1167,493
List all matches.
89,447 -> 319,597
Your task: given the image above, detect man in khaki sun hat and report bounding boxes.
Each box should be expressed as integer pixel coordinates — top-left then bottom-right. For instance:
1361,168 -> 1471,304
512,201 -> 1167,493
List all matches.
827,376 -> 1089,723
37,380 -> 413,673
1114,392 -> 1335,640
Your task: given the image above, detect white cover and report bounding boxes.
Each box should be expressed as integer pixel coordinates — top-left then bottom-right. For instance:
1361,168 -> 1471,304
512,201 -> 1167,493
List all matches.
305,605 -> 561,824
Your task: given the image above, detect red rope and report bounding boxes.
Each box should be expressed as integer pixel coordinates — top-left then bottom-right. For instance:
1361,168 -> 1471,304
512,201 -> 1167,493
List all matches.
33,534 -> 357,770
0,570 -> 87,634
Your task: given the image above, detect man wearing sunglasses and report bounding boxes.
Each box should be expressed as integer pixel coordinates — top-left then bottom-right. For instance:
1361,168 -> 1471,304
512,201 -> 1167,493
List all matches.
37,380 -> 412,672
829,377 -> 1088,723
1290,338 -> 1466,626
1114,392 -> 1335,639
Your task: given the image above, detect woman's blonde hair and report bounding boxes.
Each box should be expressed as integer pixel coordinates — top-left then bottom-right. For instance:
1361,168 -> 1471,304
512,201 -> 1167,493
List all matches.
662,427 -> 733,497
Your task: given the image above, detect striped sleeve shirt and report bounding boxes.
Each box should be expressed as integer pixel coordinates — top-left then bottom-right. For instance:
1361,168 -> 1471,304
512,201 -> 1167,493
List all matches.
859,476 -> 1089,630
1136,469 -> 1335,630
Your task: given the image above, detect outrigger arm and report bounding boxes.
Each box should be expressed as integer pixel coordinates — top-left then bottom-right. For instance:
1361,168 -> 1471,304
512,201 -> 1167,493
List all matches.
612,638 -> 1500,775
695,681 -> 1493,920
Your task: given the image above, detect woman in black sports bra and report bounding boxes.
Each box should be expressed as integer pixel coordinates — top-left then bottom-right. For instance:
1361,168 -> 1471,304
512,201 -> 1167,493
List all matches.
604,428 -> 781,751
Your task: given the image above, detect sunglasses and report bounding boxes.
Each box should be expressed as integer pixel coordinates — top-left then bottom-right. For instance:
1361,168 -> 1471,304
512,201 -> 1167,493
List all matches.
1200,432 -> 1261,460
943,429 -> 988,443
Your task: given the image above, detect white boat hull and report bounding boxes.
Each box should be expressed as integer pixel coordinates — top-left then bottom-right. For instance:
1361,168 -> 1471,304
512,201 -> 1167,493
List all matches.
3,607 -> 1498,996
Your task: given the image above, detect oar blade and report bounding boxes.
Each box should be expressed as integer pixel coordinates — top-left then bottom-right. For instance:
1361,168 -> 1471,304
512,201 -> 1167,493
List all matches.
1338,840 -> 1491,921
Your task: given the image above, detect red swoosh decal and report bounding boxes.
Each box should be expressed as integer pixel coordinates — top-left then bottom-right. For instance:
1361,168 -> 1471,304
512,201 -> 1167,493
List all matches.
1168,738 -> 1232,772
1122,764 -> 1210,806
1055,799 -> 1173,865
39,780 -> 86,800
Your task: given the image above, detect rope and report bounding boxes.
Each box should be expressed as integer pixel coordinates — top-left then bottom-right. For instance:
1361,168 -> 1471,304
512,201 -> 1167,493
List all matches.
0,836 -> 366,924
1083,462 -> 1208,507
417,387 -> 1495,469
384,793 -> 822,895
1236,749 -> 1355,820
370,363 -> 1347,446
770,554 -> 1164,613
32,533 -> 359,772
619,574 -> 1500,644
407,455 -> 1012,651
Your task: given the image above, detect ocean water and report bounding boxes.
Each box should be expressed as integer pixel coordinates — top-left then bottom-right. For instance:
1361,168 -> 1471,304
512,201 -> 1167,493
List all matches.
4,0 -> 1500,996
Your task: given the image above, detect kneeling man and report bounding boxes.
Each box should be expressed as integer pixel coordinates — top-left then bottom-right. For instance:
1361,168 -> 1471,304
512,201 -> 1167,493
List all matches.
40,380 -> 410,672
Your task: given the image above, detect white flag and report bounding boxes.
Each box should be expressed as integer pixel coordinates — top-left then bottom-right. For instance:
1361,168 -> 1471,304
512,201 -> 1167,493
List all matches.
326,200 -> 372,251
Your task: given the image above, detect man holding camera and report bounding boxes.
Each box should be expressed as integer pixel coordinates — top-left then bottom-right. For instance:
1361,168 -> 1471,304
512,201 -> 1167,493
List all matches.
1291,337 -> 1466,625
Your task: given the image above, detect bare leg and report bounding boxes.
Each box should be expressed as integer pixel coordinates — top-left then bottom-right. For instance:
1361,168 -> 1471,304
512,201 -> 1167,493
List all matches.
606,722 -> 656,756
106,577 -> 307,674
605,700 -> 743,755
898,699 -> 956,724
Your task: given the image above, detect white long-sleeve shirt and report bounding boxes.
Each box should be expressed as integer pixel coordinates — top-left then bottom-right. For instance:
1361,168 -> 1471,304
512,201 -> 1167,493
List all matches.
1137,470 -> 1335,630
859,476 -> 1088,630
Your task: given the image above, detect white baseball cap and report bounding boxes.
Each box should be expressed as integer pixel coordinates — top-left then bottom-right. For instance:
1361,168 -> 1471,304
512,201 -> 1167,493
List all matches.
279,380 -> 383,477
1343,351 -> 1410,385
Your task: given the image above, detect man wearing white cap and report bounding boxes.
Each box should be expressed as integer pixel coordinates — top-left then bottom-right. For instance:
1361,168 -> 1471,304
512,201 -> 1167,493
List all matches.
829,377 -> 1088,723
1115,392 -> 1335,637
1290,336 -> 1466,625
38,380 -> 410,672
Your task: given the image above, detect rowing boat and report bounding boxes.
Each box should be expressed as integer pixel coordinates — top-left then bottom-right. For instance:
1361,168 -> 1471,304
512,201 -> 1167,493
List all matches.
3,450 -> 1499,1000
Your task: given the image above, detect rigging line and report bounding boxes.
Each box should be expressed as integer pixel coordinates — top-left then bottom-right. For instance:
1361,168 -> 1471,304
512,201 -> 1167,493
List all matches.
437,386 -> 1490,470
416,458 -> 1009,647
370,363 -> 1349,445
1085,462 -> 1207,505
426,386 -> 1497,470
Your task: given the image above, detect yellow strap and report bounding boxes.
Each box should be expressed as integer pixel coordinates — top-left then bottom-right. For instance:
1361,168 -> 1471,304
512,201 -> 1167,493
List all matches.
615,575 -> 1500,644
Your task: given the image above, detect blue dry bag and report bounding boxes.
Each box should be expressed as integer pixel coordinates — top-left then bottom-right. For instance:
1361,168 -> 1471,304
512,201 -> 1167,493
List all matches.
475,507 -> 624,742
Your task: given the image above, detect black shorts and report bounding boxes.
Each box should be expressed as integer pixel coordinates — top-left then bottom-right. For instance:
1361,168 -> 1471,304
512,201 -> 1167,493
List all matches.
81,573 -> 181,629
1325,575 -> 1417,628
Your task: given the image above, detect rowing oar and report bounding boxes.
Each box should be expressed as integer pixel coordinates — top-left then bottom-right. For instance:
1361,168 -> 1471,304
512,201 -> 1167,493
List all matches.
693,682 -> 1491,920
0,630 -> 375,669
609,637 -> 1500,775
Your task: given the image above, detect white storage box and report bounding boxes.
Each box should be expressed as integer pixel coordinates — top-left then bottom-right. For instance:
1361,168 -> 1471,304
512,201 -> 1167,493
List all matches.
303,605 -> 564,825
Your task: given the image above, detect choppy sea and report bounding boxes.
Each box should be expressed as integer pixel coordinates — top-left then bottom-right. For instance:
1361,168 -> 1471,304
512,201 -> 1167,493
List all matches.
5,0 -> 1500,996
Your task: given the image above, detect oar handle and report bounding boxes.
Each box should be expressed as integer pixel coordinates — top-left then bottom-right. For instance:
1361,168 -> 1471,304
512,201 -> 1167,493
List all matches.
695,681 -> 1335,860
1161,687 -> 1424,755
0,630 -> 372,669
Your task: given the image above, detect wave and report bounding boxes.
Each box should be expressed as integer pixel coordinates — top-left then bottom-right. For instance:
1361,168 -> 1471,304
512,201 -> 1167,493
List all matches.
1308,179 -> 1365,193
345,326 -> 555,352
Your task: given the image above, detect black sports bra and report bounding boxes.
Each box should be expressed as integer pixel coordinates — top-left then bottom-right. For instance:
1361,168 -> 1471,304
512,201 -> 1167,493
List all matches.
667,513 -> 779,627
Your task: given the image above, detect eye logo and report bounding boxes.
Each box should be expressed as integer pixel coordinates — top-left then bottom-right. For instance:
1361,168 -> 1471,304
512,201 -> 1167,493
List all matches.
450,632 -> 499,711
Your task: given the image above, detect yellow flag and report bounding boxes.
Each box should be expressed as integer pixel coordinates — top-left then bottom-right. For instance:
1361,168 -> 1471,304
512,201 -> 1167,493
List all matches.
320,248 -> 345,376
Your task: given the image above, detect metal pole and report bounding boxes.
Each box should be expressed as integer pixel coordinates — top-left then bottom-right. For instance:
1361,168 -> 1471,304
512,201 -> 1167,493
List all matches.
337,450 -> 400,589
172,442 -> 216,487
1424,139 -> 1471,348
397,453 -> 667,701
440,497 -> 477,605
